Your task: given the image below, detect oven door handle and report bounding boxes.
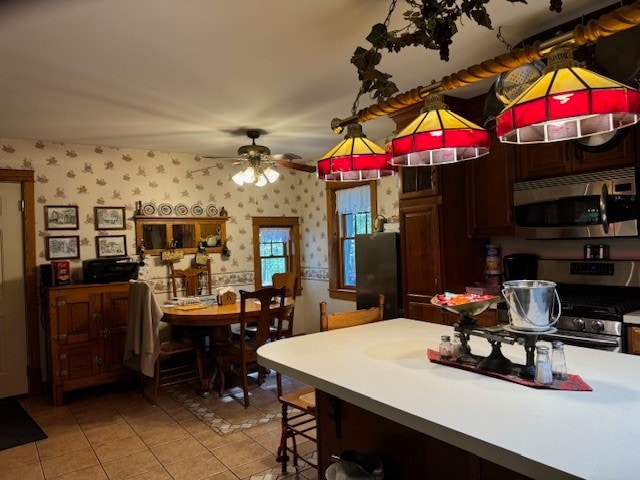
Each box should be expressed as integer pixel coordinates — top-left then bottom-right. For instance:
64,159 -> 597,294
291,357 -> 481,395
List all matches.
600,183 -> 609,234
543,332 -> 619,348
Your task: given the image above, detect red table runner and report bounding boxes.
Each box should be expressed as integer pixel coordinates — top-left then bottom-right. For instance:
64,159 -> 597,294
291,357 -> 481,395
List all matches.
427,349 -> 592,391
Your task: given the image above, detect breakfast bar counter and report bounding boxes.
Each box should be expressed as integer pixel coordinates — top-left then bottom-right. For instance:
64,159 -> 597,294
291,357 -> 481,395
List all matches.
258,318 -> 640,480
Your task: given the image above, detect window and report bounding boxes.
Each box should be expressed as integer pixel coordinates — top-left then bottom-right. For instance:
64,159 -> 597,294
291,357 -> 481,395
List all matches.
326,181 -> 377,301
252,217 -> 300,294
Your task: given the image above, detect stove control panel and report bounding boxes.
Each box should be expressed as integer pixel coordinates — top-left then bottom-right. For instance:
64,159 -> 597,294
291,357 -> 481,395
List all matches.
570,262 -> 615,276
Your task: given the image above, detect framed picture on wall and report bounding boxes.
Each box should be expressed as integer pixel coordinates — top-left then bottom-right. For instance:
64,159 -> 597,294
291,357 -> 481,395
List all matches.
46,235 -> 80,260
45,205 -> 79,230
96,235 -> 128,258
94,206 -> 126,230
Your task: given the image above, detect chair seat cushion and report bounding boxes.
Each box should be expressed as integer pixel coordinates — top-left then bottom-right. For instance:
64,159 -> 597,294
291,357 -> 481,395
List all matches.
280,386 -> 316,413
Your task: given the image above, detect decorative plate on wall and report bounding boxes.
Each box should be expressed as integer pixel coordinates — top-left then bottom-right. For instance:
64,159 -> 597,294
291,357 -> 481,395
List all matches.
158,203 -> 173,216
206,204 -> 218,216
175,203 -> 189,216
141,203 -> 156,216
191,204 -> 204,216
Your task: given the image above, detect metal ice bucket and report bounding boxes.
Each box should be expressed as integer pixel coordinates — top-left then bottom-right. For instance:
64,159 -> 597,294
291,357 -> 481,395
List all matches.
502,280 -> 561,332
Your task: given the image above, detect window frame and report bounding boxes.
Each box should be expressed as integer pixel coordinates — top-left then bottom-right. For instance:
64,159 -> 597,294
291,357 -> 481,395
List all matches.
252,216 -> 301,295
326,181 -> 377,301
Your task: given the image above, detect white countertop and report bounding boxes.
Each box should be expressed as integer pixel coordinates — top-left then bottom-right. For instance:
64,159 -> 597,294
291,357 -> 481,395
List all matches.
623,309 -> 640,325
258,318 -> 640,480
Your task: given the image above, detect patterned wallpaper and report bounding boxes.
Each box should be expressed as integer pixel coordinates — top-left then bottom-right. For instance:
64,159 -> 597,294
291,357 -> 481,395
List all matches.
0,137 -> 399,308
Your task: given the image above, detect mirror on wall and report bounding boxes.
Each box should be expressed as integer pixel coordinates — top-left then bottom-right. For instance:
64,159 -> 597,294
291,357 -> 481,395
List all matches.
135,216 -> 227,255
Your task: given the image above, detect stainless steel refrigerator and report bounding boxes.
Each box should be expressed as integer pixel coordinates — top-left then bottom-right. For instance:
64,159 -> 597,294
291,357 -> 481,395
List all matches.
355,232 -> 402,319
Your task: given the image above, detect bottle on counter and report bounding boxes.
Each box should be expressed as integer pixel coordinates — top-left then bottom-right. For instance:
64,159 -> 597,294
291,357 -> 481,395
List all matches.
551,341 -> 567,380
535,345 -> 553,385
439,335 -> 454,360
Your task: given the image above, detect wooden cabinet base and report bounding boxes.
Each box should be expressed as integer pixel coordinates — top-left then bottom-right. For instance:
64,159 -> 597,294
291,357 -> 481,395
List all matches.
45,282 -> 133,406
316,390 -> 532,480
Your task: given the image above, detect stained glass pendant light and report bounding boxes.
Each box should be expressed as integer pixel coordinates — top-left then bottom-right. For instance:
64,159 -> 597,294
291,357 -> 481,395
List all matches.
317,123 -> 395,181
496,45 -> 640,144
391,93 -> 489,166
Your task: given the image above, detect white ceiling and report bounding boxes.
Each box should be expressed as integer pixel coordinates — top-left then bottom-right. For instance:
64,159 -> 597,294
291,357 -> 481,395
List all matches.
0,0 -> 620,163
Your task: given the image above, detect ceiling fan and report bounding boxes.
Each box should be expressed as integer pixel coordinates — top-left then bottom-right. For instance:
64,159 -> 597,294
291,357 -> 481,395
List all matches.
189,130 -> 317,183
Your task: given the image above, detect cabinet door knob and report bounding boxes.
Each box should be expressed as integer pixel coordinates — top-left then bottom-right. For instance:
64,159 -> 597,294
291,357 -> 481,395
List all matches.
102,328 -> 110,338
92,313 -> 101,323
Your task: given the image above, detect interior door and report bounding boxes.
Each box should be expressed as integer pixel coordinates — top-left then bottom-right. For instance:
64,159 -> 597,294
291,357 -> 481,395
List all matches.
0,183 -> 28,397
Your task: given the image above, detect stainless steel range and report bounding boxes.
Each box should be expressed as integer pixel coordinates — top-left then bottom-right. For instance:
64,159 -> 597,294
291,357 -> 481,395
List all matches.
534,260 -> 640,352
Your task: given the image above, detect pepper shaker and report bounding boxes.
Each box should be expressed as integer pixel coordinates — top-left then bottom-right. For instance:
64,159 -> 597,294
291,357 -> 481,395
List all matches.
551,341 -> 567,380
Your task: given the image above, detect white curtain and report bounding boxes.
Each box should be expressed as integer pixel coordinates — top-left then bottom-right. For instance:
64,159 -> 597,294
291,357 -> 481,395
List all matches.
335,185 -> 370,214
259,227 -> 290,243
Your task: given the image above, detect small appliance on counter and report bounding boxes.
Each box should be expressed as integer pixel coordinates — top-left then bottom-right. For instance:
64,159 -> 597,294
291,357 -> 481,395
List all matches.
40,260 -> 72,287
83,257 -> 139,284
503,253 -> 538,281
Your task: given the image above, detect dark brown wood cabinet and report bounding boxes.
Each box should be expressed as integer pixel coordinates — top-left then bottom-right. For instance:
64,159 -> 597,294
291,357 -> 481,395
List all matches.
399,164 -> 487,324
316,389 -> 532,479
515,125 -> 638,182
466,133 -> 517,237
45,282 -> 132,406
627,326 -> 640,354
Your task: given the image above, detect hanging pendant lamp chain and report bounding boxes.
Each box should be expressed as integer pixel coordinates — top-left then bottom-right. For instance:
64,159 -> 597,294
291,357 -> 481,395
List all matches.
350,0 -> 399,117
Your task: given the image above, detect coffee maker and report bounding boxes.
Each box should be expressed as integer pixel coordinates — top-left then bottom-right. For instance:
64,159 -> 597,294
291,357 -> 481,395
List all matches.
502,254 -> 538,281
497,254 -> 539,324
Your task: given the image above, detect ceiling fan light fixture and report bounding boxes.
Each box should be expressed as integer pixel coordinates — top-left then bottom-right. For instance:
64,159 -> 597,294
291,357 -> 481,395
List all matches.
254,174 -> 268,187
263,166 -> 280,183
496,45 -> 640,144
232,170 -> 245,186
391,93 -> 489,166
241,166 -> 257,184
317,123 -> 395,181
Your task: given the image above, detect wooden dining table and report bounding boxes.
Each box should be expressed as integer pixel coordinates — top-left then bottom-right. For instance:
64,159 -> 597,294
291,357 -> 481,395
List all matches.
160,298 -> 294,394
160,297 -> 294,327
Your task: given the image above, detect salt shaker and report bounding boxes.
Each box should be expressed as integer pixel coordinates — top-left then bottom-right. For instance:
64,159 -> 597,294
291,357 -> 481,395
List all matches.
535,345 -> 553,385
439,335 -> 454,360
551,341 -> 567,380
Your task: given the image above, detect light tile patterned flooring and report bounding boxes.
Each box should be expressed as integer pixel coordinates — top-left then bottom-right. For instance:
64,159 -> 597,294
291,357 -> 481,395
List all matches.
0,374 -> 318,480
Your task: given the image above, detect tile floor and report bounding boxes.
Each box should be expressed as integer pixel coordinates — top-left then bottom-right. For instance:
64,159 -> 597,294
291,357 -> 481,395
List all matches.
0,374 -> 318,480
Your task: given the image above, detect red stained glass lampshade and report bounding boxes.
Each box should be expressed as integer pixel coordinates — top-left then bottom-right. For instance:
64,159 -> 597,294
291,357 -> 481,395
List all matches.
317,123 -> 396,181
496,46 -> 640,144
391,93 -> 490,166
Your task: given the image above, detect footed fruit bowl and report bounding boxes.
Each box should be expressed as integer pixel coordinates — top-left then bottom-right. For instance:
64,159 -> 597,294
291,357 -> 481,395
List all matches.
431,293 -> 500,317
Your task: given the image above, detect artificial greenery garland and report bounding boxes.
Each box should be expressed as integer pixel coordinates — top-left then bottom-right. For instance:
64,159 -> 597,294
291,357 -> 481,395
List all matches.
351,0 -> 563,102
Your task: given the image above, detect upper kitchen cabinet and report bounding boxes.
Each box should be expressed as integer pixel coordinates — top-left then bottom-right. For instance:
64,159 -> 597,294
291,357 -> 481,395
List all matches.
515,124 -> 638,182
462,94 -> 517,238
466,133 -> 517,237
400,166 -> 438,198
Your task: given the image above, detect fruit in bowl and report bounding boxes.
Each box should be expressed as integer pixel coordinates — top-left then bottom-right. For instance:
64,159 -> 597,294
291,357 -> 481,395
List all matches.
431,292 -> 499,315
433,292 -> 496,307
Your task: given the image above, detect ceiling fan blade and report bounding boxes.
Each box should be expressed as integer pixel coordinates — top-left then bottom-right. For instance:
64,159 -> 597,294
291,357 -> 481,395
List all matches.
270,153 -> 302,161
274,158 -> 317,173
201,155 -> 238,160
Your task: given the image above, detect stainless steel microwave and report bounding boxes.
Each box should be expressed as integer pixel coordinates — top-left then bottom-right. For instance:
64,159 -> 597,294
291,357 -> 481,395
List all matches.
513,167 -> 638,239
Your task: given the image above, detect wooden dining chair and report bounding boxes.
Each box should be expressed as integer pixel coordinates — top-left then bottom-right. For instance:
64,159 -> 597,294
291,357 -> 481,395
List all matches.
169,259 -> 212,297
124,280 -> 204,405
276,294 -> 385,473
272,272 -> 297,298
245,273 -> 298,341
216,287 -> 286,408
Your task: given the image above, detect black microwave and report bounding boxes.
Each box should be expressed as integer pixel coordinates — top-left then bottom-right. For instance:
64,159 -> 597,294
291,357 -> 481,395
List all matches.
513,167 -> 638,239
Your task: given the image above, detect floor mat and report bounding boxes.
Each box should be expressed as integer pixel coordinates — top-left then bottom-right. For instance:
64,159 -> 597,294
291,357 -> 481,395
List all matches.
0,398 -> 47,451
